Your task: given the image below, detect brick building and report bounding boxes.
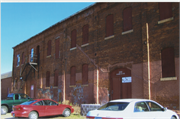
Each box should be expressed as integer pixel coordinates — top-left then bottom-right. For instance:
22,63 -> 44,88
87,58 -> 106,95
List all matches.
12,3 -> 179,110
1,71 -> 12,99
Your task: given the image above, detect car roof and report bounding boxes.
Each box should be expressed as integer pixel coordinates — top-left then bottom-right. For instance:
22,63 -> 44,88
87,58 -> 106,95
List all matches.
109,98 -> 150,103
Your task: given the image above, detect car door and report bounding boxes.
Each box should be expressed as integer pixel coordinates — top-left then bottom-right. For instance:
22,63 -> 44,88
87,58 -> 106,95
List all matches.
43,100 -> 60,116
145,101 -> 168,119
132,101 -> 154,119
33,101 -> 46,117
13,94 -> 22,105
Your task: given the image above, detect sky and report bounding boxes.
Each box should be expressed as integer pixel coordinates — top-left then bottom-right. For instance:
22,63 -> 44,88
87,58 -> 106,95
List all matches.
1,2 -> 95,75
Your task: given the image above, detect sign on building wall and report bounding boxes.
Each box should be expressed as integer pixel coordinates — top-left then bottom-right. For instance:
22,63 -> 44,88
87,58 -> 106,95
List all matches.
122,77 -> 132,83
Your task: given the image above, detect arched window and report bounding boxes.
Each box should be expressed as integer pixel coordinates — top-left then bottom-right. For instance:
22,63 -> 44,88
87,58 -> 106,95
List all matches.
46,71 -> 50,87
123,7 -> 132,32
70,66 -> 76,85
159,3 -> 172,20
47,40 -> 51,56
82,24 -> 89,44
71,29 -> 77,48
54,70 -> 58,86
82,64 -> 88,84
106,14 -> 114,37
161,47 -> 175,77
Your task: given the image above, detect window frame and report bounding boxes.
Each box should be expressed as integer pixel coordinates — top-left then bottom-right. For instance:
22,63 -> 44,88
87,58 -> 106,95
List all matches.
123,7 -> 133,32
71,29 -> 77,48
70,66 -> 76,85
47,40 -> 51,56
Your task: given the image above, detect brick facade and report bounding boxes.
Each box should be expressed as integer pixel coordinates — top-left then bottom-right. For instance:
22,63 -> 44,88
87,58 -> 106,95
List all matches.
12,3 -> 179,110
1,72 -> 12,99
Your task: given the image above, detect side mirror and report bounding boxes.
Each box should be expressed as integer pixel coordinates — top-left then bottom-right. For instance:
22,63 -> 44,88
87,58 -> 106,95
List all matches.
162,107 -> 167,111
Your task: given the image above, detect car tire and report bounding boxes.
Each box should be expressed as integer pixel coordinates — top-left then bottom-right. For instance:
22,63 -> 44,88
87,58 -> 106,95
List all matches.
171,116 -> 176,119
29,111 -> 38,119
1,106 -> 8,115
62,108 -> 71,117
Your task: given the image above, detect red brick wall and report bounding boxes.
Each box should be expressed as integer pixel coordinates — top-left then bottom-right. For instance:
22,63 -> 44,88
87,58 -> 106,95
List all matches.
12,3 -> 179,109
1,77 -> 12,99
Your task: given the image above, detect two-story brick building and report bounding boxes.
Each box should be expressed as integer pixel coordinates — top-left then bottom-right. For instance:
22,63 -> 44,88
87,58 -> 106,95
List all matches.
12,3 -> 179,110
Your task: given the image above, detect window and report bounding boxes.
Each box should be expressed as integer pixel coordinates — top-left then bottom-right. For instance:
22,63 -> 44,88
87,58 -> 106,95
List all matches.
98,102 -> 129,111
161,47 -> 175,78
17,54 -> 20,67
43,100 -> 58,106
47,40 -> 51,56
123,7 -> 132,32
82,64 -> 88,84
55,39 -> 59,59
159,3 -> 172,20
82,24 -> 89,44
46,71 -> 50,87
54,70 -> 58,87
70,66 -> 76,85
106,14 -> 114,37
34,101 -> 43,106
30,48 -> 34,62
21,52 -> 24,65
20,94 -> 29,99
146,101 -> 163,111
15,94 -> 19,100
134,102 -> 149,112
71,29 -> 77,48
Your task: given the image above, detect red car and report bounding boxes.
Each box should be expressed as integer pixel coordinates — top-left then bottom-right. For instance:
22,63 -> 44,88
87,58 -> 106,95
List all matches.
11,99 -> 74,119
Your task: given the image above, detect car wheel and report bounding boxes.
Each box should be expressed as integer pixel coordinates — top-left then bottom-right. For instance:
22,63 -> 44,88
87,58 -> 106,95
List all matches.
62,108 -> 71,117
1,106 -> 8,115
29,111 -> 38,119
171,116 -> 176,119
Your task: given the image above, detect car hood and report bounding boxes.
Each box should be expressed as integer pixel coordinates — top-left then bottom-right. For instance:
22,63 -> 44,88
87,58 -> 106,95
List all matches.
87,109 -> 125,118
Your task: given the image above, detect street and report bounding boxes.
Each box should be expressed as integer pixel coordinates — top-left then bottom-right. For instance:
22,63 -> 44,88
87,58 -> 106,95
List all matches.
1,113 -> 86,119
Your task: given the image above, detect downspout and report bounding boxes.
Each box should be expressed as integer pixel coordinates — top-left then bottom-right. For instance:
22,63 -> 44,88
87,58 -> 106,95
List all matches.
97,68 -> 99,104
146,23 -> 151,100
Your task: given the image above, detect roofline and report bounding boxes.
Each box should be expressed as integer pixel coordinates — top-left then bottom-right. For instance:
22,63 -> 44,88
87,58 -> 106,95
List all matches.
13,2 -> 97,49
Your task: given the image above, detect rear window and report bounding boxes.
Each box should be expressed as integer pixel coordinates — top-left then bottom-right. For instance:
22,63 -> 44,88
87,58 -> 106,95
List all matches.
98,102 -> 129,111
7,94 -> 14,100
21,100 -> 37,105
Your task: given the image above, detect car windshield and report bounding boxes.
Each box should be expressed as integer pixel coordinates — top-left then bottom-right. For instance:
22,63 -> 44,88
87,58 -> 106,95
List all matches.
7,94 -> 14,100
20,100 -> 37,105
98,102 -> 129,111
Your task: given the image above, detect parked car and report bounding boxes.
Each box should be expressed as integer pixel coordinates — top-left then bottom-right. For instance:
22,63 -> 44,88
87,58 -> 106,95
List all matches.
1,93 -> 32,115
11,99 -> 74,119
86,99 -> 179,119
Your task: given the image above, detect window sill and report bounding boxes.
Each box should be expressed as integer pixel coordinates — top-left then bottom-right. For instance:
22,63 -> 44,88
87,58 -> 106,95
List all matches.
158,17 -> 174,24
81,84 -> 88,87
69,85 -> 76,87
160,77 -> 177,81
70,47 -> 77,51
104,35 -> 115,40
81,43 -> 89,47
46,55 -> 51,58
45,87 -> 50,89
122,29 -> 133,35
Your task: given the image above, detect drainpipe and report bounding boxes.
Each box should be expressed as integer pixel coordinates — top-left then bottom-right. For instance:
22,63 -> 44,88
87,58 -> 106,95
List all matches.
97,69 -> 99,104
146,23 -> 151,100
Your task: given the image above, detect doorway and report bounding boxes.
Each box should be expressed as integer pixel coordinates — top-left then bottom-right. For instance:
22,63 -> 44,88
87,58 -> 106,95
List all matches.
110,68 -> 132,100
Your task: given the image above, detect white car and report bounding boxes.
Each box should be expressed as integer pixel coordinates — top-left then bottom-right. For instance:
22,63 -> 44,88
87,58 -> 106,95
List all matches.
86,99 -> 179,119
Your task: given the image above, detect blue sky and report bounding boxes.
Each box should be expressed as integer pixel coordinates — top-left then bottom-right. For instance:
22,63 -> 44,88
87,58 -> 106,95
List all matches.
1,2 -> 95,75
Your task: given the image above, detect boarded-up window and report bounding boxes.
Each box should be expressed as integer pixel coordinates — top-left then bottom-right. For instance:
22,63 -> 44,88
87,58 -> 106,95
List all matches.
161,47 -> 175,78
46,71 -> 50,87
55,39 -> 59,59
21,52 -> 24,64
70,66 -> 76,85
82,24 -> 89,44
106,14 -> 114,37
159,3 -> 172,20
82,64 -> 88,84
47,40 -> 51,56
123,7 -> 132,31
71,30 -> 76,48
54,70 -> 58,86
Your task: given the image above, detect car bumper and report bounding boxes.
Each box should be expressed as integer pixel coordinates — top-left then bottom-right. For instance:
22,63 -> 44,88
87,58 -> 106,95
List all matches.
11,110 -> 29,117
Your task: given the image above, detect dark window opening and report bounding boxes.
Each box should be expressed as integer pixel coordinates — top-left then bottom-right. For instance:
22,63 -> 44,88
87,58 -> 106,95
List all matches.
82,24 -> 89,44
82,64 -> 88,84
159,3 -> 172,20
70,66 -> 76,85
46,71 -> 50,87
123,7 -> 132,32
71,29 -> 77,48
106,14 -> 114,37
